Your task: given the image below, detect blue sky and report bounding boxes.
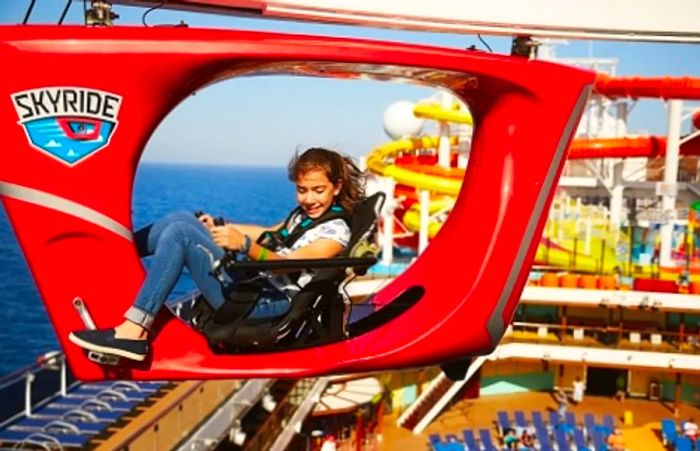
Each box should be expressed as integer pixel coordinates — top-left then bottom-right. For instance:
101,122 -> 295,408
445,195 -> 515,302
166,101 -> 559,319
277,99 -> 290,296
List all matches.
2,1 -> 699,166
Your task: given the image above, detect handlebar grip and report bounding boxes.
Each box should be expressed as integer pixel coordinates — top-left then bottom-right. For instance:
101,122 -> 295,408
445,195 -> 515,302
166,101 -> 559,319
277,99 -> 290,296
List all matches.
212,216 -> 235,274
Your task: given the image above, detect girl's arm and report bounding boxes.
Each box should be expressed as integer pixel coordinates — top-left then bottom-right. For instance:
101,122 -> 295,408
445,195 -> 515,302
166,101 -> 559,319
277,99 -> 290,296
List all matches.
248,238 -> 343,261
199,213 -> 282,241
228,223 -> 280,241
211,225 -> 344,261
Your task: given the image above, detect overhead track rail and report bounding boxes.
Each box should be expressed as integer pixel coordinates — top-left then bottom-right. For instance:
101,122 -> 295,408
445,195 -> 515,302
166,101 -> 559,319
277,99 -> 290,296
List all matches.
111,0 -> 700,43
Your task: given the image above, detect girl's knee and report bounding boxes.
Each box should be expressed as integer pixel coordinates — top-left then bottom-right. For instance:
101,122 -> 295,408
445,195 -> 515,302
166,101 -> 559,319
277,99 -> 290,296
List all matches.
163,210 -> 198,224
160,221 -> 200,245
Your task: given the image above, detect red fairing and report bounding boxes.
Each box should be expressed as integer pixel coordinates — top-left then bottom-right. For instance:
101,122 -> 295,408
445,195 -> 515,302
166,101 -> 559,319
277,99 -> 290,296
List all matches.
0,26 -> 594,380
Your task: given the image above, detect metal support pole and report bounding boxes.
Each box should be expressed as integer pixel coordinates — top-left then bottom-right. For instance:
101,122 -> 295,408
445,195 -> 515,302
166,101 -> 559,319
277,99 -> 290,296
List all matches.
585,215 -> 593,255
25,372 -> 35,417
381,177 -> 395,265
418,189 -> 430,254
574,197 -> 582,235
610,162 -> 625,234
437,92 -> 451,168
660,100 -> 683,268
596,97 -> 605,138
615,101 -> 628,138
61,356 -> 67,397
674,372 -> 682,416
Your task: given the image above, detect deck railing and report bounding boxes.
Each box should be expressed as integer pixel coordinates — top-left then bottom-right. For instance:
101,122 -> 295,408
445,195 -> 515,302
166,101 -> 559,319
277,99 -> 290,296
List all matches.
0,351 -> 74,426
503,320 -> 700,355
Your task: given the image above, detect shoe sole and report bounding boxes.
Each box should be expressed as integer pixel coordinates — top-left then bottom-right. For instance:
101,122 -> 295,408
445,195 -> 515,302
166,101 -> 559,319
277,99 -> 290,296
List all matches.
69,333 -> 147,362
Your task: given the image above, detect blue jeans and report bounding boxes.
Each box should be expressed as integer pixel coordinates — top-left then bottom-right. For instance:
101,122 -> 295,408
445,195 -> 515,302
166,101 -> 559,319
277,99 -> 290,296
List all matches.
125,211 -> 290,329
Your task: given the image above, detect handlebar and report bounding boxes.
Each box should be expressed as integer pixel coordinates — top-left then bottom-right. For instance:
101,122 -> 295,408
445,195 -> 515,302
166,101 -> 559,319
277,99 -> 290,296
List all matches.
196,211 -> 237,276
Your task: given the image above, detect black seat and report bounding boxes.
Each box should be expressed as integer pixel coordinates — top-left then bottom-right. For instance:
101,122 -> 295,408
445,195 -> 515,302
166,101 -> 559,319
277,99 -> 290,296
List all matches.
190,192 -> 385,352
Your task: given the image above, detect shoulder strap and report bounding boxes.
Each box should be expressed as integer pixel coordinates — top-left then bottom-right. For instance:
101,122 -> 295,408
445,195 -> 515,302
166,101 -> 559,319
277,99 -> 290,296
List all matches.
258,205 -> 349,251
256,207 -> 304,250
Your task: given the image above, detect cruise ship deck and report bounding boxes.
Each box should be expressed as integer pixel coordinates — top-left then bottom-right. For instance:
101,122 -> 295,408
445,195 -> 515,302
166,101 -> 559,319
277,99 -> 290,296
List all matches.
383,391 -> 700,450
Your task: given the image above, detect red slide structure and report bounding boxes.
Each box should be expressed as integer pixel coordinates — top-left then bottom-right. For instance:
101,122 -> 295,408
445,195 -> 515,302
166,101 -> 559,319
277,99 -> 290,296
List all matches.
566,74 -> 700,160
568,135 -> 700,160
595,74 -> 700,100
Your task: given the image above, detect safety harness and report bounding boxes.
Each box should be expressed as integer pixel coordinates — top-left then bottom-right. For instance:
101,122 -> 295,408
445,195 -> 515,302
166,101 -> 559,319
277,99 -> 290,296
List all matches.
201,204 -> 350,330
257,204 -> 349,251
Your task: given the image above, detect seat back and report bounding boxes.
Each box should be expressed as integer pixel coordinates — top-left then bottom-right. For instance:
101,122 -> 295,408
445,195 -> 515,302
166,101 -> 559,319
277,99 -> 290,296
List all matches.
197,192 -> 385,352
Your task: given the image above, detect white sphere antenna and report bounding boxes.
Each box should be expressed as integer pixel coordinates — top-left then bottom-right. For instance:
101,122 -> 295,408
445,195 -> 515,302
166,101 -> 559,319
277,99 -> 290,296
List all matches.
383,100 -> 425,140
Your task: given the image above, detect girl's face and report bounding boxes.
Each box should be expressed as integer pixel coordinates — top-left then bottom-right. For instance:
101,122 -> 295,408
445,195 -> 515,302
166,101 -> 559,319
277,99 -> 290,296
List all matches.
296,168 -> 341,218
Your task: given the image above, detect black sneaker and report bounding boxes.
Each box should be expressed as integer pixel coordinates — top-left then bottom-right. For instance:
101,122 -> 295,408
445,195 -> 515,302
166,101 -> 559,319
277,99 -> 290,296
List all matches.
69,329 -> 148,362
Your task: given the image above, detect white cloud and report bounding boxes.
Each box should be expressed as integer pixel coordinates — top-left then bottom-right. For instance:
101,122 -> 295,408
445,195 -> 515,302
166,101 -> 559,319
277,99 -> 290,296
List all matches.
67,149 -> 77,157
45,140 -> 61,148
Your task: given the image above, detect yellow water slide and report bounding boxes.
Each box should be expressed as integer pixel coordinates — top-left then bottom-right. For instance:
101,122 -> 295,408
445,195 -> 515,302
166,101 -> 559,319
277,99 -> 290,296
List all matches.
413,102 -> 475,124
537,215 -> 626,273
401,197 -> 455,237
367,101 -> 472,197
366,135 -> 463,197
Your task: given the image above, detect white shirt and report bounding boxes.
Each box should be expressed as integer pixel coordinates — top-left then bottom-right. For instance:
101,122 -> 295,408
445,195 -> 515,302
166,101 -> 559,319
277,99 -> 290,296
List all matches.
267,218 -> 351,297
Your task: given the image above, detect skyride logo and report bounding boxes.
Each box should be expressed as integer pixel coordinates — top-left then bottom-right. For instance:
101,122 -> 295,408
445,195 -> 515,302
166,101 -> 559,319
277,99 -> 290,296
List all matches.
11,87 -> 122,166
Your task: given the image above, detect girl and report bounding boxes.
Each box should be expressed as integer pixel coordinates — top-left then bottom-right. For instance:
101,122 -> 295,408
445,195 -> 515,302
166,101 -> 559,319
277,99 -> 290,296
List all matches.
69,147 -> 365,361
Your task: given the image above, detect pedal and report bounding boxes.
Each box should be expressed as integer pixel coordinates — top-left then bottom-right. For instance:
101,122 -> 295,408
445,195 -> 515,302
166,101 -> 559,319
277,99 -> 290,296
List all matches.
72,297 -> 97,330
87,351 -> 120,366
73,297 -> 121,365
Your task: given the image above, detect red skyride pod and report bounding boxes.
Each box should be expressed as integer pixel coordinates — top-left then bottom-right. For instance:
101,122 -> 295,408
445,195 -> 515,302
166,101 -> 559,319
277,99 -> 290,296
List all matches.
0,26 -> 594,380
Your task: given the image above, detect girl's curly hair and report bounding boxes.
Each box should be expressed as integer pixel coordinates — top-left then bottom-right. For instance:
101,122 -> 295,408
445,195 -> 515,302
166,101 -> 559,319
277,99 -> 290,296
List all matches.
288,147 -> 365,213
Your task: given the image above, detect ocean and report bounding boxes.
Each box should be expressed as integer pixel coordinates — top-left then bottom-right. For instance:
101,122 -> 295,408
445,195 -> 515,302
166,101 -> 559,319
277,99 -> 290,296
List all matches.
0,163 -> 294,377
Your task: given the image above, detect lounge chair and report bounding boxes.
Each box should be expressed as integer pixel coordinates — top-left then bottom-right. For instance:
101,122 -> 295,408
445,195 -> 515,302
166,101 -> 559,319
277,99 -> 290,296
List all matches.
535,424 -> 550,444
68,386 -> 152,402
661,418 -> 677,445
50,396 -> 141,411
479,429 -> 498,451
592,428 -> 608,451
497,411 -> 510,435
602,414 -> 615,434
0,429 -> 91,449
676,436 -> 693,451
462,429 -> 478,450
583,413 -> 595,437
573,428 -> 588,451
31,404 -> 125,423
565,412 -> 576,428
549,410 -> 560,427
6,417 -> 104,435
532,411 -> 545,430
80,380 -> 167,392
554,428 -> 569,451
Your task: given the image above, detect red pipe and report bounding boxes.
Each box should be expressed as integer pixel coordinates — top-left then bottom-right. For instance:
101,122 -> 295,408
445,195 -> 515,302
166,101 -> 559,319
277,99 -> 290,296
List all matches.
568,135 -> 700,159
595,74 -> 700,100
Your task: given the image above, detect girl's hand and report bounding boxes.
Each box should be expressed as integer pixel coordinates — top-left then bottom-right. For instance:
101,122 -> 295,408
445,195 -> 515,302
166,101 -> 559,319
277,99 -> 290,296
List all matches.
210,225 -> 244,251
198,213 -> 215,229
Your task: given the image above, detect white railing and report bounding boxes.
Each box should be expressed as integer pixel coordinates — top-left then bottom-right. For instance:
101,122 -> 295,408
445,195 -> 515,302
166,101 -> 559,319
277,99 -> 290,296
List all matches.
269,377 -> 330,451
412,355 -> 489,434
177,379 -> 273,451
